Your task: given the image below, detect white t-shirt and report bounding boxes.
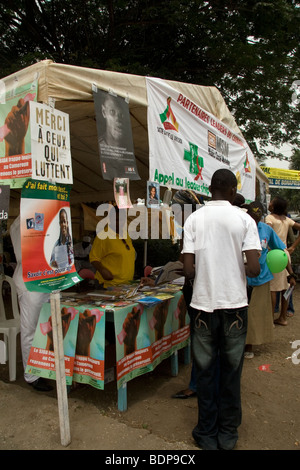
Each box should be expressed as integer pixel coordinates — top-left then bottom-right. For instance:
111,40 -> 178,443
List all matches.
183,200 -> 261,312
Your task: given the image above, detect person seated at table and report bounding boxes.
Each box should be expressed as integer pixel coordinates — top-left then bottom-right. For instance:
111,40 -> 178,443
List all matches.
74,236 -> 95,273
74,236 -> 96,290
89,205 -> 136,289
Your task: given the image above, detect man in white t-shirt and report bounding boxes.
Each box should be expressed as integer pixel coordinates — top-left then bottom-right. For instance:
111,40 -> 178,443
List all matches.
183,169 -> 261,450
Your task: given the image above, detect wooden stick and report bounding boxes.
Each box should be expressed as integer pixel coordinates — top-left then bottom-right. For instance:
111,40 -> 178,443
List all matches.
50,291 -> 71,446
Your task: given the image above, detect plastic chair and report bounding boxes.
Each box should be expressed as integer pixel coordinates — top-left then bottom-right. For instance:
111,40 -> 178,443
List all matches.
0,274 -> 21,381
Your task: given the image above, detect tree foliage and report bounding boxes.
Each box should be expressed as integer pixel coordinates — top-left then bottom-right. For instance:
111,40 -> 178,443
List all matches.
0,0 -> 299,158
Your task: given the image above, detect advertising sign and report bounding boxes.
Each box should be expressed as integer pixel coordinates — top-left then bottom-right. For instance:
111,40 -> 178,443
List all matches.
94,89 -> 140,181
21,178 -> 81,292
146,77 -> 256,201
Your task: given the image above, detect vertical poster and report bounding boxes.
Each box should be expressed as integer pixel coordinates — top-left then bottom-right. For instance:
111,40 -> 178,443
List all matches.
114,303 -> 153,389
146,77 -> 256,201
25,303 -> 80,385
114,177 -> 133,208
0,184 -> 10,272
93,88 -> 140,181
0,80 -> 37,187
21,178 -> 81,292
0,184 -> 10,220
147,181 -> 160,208
30,102 -> 73,184
72,306 -> 106,390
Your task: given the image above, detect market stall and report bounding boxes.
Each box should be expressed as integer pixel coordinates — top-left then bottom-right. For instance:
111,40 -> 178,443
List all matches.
0,60 -> 269,445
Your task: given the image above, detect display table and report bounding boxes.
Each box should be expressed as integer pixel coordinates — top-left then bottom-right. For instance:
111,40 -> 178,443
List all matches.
25,285 -> 191,411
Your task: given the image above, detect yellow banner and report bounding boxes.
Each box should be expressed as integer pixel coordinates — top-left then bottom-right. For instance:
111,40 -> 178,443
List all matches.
260,166 -> 300,181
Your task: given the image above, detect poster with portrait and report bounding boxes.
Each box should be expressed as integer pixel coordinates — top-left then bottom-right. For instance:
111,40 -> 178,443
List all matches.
93,88 -> 140,181
0,80 -> 38,188
146,181 -> 160,208
30,102 -> 73,184
21,178 -> 81,293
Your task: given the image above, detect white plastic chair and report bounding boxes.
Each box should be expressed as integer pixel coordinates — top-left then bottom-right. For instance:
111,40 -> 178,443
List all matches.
0,274 -> 21,381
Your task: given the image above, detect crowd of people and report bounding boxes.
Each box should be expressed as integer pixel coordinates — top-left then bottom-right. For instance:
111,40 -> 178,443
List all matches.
6,168 -> 299,450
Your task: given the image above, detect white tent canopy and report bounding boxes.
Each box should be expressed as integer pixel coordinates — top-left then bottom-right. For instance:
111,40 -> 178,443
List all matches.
2,59 -> 268,209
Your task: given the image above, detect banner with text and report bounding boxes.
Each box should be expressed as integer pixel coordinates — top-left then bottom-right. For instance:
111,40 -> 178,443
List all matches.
30,102 -> 73,184
146,77 -> 256,200
21,179 -> 81,292
0,80 -> 37,188
260,166 -> 300,189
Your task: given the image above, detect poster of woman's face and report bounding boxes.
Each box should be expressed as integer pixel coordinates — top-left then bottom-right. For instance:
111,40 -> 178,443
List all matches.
147,181 -> 160,208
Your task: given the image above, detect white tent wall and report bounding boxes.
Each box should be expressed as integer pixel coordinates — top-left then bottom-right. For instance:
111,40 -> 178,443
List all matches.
2,60 -> 268,240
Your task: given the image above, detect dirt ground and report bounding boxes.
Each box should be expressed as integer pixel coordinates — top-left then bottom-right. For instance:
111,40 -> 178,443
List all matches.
0,284 -> 300,451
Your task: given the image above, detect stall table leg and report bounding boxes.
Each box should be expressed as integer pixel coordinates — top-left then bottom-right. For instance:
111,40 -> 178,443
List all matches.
118,383 -> 127,412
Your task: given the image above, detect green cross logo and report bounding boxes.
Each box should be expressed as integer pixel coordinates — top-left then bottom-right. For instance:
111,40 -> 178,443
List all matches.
184,143 -> 204,180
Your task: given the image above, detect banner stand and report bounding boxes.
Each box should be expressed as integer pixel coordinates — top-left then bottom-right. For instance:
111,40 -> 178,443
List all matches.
50,290 -> 71,447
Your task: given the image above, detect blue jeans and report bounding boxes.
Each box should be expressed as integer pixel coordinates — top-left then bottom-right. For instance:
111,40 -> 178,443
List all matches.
191,306 -> 248,450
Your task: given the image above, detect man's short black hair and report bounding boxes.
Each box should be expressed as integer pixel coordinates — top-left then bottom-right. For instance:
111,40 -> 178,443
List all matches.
210,169 -> 237,191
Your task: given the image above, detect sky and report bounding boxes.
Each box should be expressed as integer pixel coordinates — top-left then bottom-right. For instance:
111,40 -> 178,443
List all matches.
260,143 -> 293,170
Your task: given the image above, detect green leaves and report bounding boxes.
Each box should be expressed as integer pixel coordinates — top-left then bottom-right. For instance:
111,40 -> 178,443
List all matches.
0,0 -> 299,156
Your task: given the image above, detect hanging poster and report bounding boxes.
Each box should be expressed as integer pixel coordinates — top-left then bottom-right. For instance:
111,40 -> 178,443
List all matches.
93,88 -> 140,181
21,178 -> 81,292
25,303 -> 80,385
147,181 -> 160,208
30,102 -> 73,184
114,177 -> 133,208
0,80 -> 38,188
146,77 -> 256,201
